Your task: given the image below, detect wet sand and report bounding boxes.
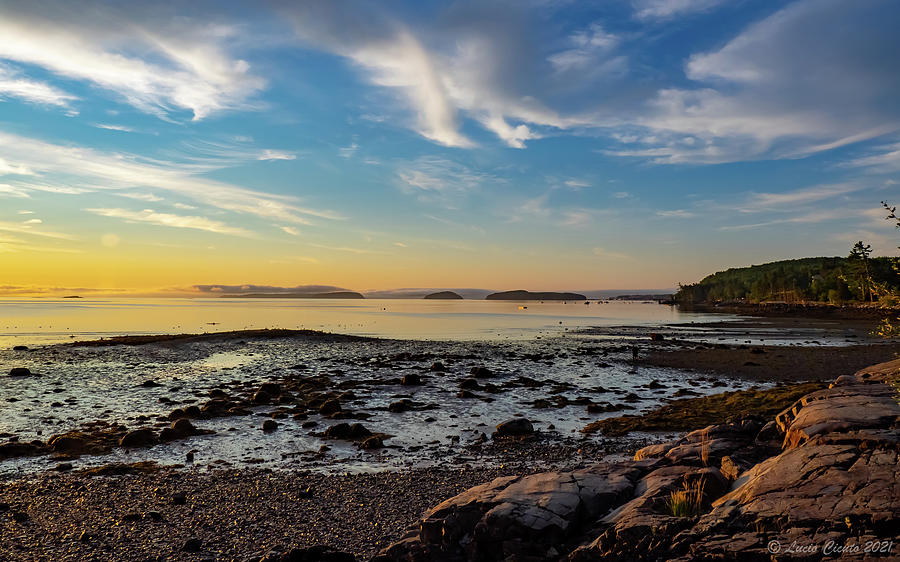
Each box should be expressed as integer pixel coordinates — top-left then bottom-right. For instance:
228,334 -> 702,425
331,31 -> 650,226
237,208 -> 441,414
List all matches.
634,314 -> 899,381
639,342 -> 900,382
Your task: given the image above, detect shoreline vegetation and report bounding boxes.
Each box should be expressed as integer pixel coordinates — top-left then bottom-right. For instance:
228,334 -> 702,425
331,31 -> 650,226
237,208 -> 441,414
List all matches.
673,256 -> 900,309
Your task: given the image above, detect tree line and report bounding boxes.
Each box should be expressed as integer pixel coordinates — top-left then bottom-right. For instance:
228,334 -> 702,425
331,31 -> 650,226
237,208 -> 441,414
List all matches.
674,254 -> 899,305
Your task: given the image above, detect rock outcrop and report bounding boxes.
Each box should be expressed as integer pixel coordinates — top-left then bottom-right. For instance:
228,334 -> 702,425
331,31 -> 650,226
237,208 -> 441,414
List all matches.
375,360 -> 900,561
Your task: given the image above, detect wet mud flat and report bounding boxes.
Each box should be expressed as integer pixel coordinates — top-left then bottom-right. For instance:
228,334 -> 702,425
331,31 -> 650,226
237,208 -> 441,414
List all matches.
1,330 -> 747,475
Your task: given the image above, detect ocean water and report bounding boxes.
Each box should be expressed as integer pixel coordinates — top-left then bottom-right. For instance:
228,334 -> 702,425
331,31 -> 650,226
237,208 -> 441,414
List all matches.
0,297 -> 725,346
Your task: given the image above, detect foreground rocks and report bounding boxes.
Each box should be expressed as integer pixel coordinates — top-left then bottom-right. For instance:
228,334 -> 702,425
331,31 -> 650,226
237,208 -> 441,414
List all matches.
376,361 -> 900,561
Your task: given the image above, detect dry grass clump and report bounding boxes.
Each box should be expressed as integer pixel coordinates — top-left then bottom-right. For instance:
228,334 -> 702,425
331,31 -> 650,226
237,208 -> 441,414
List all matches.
666,479 -> 707,518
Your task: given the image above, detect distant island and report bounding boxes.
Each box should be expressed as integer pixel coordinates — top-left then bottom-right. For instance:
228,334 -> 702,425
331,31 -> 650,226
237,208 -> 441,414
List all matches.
222,291 -> 365,299
486,290 -> 587,301
424,291 -> 464,299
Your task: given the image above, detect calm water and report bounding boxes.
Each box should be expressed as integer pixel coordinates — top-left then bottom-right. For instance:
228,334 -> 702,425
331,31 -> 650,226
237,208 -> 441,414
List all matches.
0,298 -> 726,346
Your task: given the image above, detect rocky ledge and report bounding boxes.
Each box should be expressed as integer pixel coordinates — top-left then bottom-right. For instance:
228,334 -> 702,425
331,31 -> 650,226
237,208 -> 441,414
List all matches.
375,361 -> 900,561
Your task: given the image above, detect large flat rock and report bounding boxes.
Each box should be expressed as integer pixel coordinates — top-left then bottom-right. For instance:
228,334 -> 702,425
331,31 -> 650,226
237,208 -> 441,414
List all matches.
374,464 -> 642,561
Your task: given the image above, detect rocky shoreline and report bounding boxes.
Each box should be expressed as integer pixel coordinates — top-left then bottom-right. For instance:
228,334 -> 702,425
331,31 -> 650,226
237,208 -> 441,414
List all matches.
1,326 -> 898,560
375,360 -> 900,561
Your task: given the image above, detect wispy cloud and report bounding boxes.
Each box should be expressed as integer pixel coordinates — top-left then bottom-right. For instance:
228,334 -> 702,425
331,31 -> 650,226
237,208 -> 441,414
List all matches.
563,179 -> 590,190
624,0 -> 900,163
339,143 -> 359,158
258,149 -> 296,161
116,192 -> 164,202
0,2 -> 265,121
308,242 -> 379,254
0,63 -> 78,109
279,225 -> 301,236
719,208 -> 888,233
423,214 -> 486,234
0,220 -> 76,240
0,184 -> 31,198
561,210 -> 594,227
280,3 -> 591,148
745,183 -> 865,210
841,141 -> 900,174
632,0 -> 728,21
85,208 -> 253,237
656,209 -> 695,218
93,123 -> 136,132
0,157 -> 35,176
396,157 -> 489,207
0,131 -> 342,224
548,22 -> 624,80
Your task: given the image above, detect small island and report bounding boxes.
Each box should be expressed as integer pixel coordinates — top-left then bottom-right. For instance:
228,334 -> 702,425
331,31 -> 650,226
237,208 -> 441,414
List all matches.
424,291 -> 463,300
222,291 -> 365,299
486,290 -> 587,301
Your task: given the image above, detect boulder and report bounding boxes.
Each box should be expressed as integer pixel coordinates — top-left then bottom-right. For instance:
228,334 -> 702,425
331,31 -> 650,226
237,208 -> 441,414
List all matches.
0,441 -> 44,460
388,400 -> 412,413
494,418 -> 534,437
777,383 -> 900,449
360,436 -> 384,449
119,429 -> 157,448
401,373 -> 422,386
319,399 -> 342,416
8,367 -> 33,377
48,434 -> 88,455
324,423 -> 371,440
458,378 -> 481,391
376,465 -> 640,561
258,382 -> 282,396
159,418 -> 201,441
200,399 -> 233,416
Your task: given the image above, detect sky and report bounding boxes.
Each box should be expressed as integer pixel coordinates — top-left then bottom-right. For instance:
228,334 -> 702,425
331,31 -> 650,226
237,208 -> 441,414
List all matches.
0,0 -> 898,295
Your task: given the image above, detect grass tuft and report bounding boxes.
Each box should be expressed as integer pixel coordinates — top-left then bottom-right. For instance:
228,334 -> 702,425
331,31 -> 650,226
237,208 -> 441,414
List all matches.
666,479 -> 707,518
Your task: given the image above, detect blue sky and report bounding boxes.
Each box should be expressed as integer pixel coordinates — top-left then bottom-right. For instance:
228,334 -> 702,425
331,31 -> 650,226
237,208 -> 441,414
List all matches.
0,0 -> 898,293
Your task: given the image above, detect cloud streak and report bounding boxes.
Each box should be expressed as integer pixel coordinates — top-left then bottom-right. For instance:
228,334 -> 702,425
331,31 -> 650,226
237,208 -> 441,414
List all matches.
85,208 -> 253,237
0,63 -> 78,109
0,131 -> 342,225
0,2 -> 265,120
